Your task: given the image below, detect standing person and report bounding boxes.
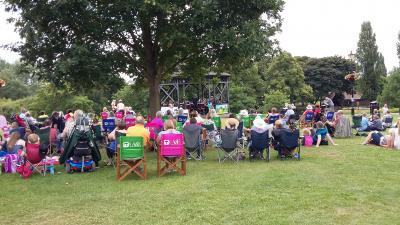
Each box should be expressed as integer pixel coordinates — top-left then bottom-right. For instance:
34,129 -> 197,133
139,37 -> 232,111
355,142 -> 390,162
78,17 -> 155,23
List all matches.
117,100 -> 125,112
324,96 -> 335,112
382,103 -> 389,115
389,119 -> 400,150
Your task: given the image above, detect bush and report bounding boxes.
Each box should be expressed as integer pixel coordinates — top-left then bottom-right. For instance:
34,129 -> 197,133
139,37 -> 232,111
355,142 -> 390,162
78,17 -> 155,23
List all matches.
264,91 -> 290,112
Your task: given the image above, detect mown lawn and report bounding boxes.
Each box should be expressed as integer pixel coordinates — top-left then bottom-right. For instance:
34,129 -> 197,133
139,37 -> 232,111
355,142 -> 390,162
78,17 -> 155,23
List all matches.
1,136 -> 400,225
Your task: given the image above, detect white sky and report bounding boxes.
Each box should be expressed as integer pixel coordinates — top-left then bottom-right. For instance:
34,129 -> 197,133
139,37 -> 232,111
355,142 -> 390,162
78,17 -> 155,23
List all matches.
0,0 -> 400,70
277,0 -> 400,71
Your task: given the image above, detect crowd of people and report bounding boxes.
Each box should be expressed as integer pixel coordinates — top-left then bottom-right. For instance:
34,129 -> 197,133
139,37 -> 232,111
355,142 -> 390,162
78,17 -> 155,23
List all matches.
0,98 -> 399,175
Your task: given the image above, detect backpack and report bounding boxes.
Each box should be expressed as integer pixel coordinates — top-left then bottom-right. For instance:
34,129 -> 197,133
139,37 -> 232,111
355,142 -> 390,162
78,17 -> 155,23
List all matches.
16,162 -> 33,179
4,154 -> 20,173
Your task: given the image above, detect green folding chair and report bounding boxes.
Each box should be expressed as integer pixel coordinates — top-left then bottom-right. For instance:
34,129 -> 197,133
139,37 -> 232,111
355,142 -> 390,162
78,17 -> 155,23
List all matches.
176,122 -> 183,132
212,117 -> 221,130
116,136 -> 147,180
162,115 -> 169,122
243,116 -> 251,128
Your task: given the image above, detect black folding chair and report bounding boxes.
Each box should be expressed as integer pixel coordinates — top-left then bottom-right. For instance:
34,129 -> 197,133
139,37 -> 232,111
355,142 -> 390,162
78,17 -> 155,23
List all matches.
217,129 -> 239,163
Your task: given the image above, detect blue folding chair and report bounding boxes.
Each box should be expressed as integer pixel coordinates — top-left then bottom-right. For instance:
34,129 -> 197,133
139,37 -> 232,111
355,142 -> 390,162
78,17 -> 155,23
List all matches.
177,115 -> 188,124
249,130 -> 270,162
268,115 -> 280,125
326,111 -> 335,122
102,119 -> 116,133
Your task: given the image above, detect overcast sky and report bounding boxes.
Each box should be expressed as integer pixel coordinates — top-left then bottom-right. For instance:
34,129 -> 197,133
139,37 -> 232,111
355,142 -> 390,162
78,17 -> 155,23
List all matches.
1,0 -> 400,70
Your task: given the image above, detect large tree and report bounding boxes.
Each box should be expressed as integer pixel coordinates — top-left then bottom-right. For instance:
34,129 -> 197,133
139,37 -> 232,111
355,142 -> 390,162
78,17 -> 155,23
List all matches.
379,68 -> 400,108
264,52 -> 312,103
301,56 -> 356,104
356,21 -> 387,101
5,0 -> 284,116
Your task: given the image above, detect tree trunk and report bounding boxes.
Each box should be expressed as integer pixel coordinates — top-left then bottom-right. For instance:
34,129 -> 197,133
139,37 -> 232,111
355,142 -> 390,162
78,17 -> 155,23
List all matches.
148,75 -> 161,117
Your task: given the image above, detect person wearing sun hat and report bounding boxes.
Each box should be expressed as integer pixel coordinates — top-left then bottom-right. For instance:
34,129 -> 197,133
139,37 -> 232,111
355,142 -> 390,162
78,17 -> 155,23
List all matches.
246,117 -> 273,159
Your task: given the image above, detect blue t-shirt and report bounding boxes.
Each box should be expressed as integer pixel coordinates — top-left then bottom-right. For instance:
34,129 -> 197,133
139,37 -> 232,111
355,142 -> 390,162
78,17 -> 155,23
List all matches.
313,128 -> 328,142
360,117 -> 369,131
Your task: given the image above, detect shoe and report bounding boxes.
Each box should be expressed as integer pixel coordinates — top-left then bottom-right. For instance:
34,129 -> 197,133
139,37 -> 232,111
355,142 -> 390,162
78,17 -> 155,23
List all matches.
293,153 -> 299,159
187,155 -> 192,160
259,155 -> 265,160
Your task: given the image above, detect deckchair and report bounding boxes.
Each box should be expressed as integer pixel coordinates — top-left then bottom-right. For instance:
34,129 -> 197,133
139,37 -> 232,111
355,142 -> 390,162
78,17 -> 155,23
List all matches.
116,136 -> 147,180
157,133 -> 186,177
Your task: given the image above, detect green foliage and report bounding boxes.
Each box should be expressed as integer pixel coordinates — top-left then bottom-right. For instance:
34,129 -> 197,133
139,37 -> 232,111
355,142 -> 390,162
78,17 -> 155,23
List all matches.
264,91 -> 289,112
301,56 -> 356,104
378,68 -> 400,107
229,84 -> 258,113
29,84 -> 94,114
265,52 -> 313,102
356,21 -> 387,101
113,85 -> 149,115
5,0 -> 284,115
0,97 -> 34,117
0,59 -> 38,100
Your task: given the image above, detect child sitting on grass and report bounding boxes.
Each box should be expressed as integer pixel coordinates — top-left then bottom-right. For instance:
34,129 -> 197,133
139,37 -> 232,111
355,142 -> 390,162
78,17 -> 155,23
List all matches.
313,121 -> 337,147
302,128 -> 313,147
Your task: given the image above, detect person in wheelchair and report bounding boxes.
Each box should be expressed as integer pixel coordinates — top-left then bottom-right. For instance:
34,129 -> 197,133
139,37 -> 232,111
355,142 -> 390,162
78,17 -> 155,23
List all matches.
272,120 -> 300,160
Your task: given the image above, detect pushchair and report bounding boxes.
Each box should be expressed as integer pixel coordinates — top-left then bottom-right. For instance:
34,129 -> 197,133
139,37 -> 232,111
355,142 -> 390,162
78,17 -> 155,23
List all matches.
60,122 -> 101,173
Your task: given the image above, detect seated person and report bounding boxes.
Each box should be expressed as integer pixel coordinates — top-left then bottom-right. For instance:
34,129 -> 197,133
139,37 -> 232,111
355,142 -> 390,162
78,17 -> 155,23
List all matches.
313,121 -> 337,147
388,119 -> 400,150
106,120 -> 127,166
362,130 -> 392,147
226,113 -> 239,129
126,116 -> 150,149
0,131 -> 25,156
325,110 -> 344,136
272,120 -> 299,159
266,107 -> 280,124
247,118 -> 273,159
357,113 -> 370,132
183,118 -> 203,160
149,111 -> 164,131
368,115 -> 383,131
283,105 -> 295,123
157,120 -> 181,144
299,105 -> 314,123
382,111 -> 393,128
314,104 -> 322,122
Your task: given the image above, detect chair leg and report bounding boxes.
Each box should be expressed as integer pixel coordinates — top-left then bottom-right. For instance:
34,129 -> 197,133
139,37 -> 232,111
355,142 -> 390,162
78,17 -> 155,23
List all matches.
116,147 -> 121,180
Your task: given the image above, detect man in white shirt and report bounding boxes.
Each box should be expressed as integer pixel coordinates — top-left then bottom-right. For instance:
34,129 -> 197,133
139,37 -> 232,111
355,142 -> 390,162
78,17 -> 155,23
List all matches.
117,100 -> 125,112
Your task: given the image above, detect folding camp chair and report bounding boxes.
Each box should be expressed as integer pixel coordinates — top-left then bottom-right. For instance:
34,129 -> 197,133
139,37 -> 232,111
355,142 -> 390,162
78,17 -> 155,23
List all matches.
146,123 -> 161,151
242,116 -> 251,129
249,130 -> 270,162
102,119 -> 116,133
125,117 -> 136,129
383,117 -> 393,129
352,115 -> 363,136
268,115 -> 280,125
237,121 -> 247,149
183,126 -> 203,160
116,136 -> 147,180
176,122 -> 183,132
177,115 -> 188,124
24,143 -> 46,176
301,112 -> 314,128
326,111 -> 335,122
217,129 -> 240,163
107,131 -> 126,168
115,111 -> 124,120
212,117 -> 221,130
157,133 -> 186,177
36,127 -> 53,156
202,123 -> 216,149
272,129 -> 301,160
162,115 -> 169,122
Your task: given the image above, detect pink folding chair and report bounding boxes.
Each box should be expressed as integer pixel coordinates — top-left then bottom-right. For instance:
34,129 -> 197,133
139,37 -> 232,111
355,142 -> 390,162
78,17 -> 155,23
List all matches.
115,111 -> 124,120
125,118 -> 136,129
157,133 -> 186,177
101,112 -> 109,120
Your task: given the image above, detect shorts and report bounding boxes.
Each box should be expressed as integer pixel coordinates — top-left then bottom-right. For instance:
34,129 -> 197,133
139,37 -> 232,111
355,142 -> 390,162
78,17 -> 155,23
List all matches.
371,132 -> 383,146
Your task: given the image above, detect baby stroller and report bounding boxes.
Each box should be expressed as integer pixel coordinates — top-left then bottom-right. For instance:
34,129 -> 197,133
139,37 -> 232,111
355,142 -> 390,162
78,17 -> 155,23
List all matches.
60,123 -> 101,173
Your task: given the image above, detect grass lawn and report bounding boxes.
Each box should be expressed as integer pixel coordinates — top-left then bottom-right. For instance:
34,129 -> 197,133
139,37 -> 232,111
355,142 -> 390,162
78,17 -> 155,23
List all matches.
2,135 -> 400,225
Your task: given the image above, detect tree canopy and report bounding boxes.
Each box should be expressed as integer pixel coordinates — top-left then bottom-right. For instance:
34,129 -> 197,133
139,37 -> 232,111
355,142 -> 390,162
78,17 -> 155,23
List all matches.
301,56 -> 356,104
356,21 -> 387,101
379,68 -> 400,107
5,0 -> 284,116
264,52 -> 312,103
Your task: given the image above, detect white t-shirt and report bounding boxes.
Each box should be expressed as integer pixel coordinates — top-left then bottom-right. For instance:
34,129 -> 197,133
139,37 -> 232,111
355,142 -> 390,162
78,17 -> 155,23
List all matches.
389,128 -> 400,150
117,102 -> 125,111
382,106 -> 389,115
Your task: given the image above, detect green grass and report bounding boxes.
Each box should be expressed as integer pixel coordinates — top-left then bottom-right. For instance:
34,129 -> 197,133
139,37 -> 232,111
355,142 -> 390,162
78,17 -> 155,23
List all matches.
2,135 -> 400,225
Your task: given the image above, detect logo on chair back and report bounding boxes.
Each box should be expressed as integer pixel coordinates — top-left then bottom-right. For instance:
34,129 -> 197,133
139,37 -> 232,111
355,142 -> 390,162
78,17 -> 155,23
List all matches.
163,139 -> 180,146
123,141 -> 142,148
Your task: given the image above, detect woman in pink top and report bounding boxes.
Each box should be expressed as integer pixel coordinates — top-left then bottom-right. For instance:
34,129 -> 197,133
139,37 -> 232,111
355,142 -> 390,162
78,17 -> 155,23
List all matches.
149,111 -> 164,130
